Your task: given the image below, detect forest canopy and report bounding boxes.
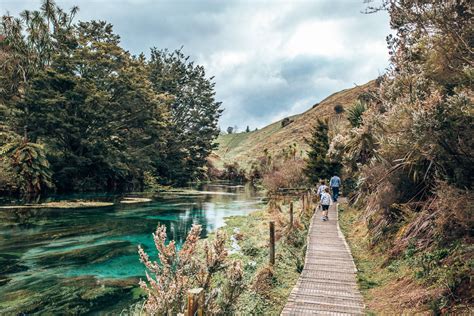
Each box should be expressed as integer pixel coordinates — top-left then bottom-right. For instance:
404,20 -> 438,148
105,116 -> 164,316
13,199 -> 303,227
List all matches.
0,0 -> 222,195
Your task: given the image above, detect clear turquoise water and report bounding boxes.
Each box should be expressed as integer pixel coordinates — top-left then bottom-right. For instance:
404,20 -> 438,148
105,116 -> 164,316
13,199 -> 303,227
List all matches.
0,183 -> 263,314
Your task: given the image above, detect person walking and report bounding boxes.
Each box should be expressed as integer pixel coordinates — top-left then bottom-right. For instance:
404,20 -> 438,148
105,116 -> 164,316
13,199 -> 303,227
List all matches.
320,187 -> 331,221
329,174 -> 341,202
316,180 -> 328,198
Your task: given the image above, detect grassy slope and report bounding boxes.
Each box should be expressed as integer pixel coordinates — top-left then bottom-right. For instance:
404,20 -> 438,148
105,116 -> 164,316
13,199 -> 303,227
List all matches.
339,205 -> 473,314
212,80 -> 376,169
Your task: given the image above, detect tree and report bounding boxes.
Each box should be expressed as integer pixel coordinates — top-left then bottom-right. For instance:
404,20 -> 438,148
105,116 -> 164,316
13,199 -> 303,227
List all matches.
304,119 -> 341,184
10,20 -> 169,191
227,126 -> 234,134
0,128 -> 53,196
0,1 -> 222,193
245,125 -> 250,133
148,48 -> 222,184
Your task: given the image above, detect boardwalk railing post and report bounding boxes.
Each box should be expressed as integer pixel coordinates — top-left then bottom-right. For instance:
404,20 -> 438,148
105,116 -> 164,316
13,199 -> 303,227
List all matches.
307,191 -> 312,211
289,202 -> 294,229
301,193 -> 305,211
186,288 -> 204,316
269,221 -> 275,265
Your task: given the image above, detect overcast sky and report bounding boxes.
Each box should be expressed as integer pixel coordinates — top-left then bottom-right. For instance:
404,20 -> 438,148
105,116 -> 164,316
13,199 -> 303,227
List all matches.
1,0 -> 391,130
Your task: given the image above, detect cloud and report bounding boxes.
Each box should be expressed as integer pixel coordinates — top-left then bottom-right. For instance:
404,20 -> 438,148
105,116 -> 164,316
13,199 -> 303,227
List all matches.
1,0 -> 391,129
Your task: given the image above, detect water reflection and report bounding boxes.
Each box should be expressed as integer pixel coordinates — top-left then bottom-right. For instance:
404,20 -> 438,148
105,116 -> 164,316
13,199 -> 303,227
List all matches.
0,183 -> 263,314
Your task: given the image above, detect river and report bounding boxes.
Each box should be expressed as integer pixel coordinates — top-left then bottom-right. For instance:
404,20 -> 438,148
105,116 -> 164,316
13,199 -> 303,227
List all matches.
0,183 -> 263,314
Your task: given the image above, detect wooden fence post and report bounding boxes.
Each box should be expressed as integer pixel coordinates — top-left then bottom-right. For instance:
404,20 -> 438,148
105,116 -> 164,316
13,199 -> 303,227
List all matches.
186,288 -> 204,316
307,191 -> 312,210
289,202 -> 294,229
301,193 -> 305,211
269,221 -> 275,265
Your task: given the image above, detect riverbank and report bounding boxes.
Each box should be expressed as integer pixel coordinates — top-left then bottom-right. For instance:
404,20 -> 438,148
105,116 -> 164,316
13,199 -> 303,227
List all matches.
339,205 -> 473,314
213,198 -> 312,314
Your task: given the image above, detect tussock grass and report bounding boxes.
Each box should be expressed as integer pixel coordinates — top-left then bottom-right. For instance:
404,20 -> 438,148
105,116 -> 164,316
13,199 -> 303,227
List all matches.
339,205 -> 473,314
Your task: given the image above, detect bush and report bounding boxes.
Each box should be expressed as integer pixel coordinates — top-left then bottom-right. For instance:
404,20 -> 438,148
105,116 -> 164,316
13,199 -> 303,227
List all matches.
262,158 -> 305,194
334,104 -> 344,114
222,162 -> 247,182
138,225 -> 244,315
0,159 -> 20,194
281,117 -> 292,128
347,101 -> 366,128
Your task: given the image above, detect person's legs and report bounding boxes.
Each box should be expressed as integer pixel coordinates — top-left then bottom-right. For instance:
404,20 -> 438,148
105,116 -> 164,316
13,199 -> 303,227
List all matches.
332,187 -> 339,202
322,205 -> 329,220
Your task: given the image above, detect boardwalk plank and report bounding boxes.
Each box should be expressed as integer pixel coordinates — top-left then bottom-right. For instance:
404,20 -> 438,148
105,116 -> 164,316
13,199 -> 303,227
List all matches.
281,200 -> 364,315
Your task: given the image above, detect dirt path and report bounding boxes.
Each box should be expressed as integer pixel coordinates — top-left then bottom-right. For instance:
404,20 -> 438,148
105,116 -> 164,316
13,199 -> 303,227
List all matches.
281,200 -> 365,315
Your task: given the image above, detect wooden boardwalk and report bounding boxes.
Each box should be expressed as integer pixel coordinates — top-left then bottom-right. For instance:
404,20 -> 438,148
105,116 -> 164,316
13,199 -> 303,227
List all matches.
281,201 -> 365,315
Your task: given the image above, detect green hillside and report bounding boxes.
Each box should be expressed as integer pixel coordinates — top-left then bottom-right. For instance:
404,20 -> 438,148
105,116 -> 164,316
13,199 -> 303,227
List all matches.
212,81 -> 376,169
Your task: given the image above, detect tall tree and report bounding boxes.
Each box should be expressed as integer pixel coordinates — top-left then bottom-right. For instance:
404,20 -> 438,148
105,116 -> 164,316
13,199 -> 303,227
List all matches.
1,1 -> 222,194
148,48 -> 222,184
304,119 -> 341,184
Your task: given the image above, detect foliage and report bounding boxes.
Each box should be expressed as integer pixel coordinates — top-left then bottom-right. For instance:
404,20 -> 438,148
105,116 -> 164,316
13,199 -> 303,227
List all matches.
0,128 -> 53,195
221,162 -> 247,182
0,1 -> 221,194
262,158 -> 306,194
0,158 -> 19,194
214,199 -> 311,314
148,48 -> 222,184
138,225 -> 201,314
304,119 -> 341,184
334,103 -> 345,114
341,205 -> 473,314
138,224 -> 244,315
281,117 -> 292,128
347,100 -> 366,128
330,0 -> 473,311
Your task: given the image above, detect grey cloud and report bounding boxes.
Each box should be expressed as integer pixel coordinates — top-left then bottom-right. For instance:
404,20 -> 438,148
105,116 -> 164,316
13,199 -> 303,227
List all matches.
1,0 -> 391,129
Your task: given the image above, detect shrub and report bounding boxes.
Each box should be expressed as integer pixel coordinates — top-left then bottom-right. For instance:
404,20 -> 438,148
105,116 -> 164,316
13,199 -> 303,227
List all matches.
251,265 -> 274,296
334,104 -> 344,114
205,160 -> 222,180
0,158 -> 20,194
262,158 -> 305,194
138,225 -> 244,315
347,100 -> 366,128
222,162 -> 247,182
281,117 -> 292,128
